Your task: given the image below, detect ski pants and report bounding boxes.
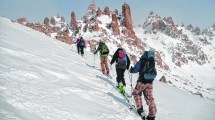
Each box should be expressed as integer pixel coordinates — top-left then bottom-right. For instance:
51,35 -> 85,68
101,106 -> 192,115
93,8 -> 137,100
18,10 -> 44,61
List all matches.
116,68 -> 126,86
100,56 -> 109,73
77,46 -> 84,55
132,82 -> 157,117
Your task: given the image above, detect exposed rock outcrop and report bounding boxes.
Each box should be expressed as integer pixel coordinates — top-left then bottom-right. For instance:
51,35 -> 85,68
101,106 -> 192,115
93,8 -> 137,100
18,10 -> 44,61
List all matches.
112,13 -> 120,35
104,6 -> 110,16
70,12 -> 77,31
16,18 -> 28,25
93,22 -> 99,31
159,76 -> 167,83
143,12 -> 182,38
122,3 -> 133,31
86,0 -> 96,16
97,7 -> 102,17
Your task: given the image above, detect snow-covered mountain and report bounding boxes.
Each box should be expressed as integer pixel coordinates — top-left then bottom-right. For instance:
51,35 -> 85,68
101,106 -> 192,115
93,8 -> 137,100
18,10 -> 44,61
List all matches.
12,1 -> 215,103
136,12 -> 215,101
50,15 -> 67,29
1,16 -> 215,120
66,3 -> 215,102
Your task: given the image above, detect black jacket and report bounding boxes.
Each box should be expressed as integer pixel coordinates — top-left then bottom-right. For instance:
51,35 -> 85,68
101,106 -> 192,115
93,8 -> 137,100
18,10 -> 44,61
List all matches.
110,48 -> 130,69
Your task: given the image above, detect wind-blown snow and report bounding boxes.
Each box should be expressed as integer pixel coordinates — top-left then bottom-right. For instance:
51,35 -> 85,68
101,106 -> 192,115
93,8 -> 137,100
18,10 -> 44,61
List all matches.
0,17 -> 215,120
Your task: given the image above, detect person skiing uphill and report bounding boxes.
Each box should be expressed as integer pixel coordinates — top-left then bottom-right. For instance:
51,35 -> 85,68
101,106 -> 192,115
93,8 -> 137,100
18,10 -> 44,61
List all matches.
94,41 -> 110,75
110,46 -> 130,93
130,51 -> 157,120
76,36 -> 86,57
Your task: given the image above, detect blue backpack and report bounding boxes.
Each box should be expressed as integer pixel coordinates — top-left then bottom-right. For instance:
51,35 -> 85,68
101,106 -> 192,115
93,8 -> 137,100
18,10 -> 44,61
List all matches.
116,50 -> 127,69
141,51 -> 157,81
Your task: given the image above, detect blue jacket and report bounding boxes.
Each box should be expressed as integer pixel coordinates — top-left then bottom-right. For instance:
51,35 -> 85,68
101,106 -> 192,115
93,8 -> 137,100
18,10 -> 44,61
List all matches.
130,60 -> 142,73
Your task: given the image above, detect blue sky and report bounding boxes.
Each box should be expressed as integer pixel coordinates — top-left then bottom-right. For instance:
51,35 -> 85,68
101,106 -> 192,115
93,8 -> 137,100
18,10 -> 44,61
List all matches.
0,0 -> 215,29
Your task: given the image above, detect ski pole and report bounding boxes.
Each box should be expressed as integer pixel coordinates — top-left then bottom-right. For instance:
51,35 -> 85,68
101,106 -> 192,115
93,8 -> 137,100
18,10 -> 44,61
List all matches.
110,62 -> 114,77
93,54 -> 95,68
128,71 -> 136,109
85,48 -> 87,59
128,71 -> 133,92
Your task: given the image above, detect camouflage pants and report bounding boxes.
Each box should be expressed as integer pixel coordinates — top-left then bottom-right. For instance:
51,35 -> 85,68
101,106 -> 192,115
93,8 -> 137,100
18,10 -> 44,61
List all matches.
132,82 -> 157,117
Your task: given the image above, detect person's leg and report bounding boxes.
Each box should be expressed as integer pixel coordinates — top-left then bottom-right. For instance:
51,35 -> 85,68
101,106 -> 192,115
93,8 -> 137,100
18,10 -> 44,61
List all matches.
77,46 -> 80,54
100,56 -> 105,74
143,84 -> 157,118
133,82 -> 146,110
104,56 -> 109,74
116,68 -> 121,85
133,82 -> 146,116
116,69 -> 126,86
81,46 -> 84,55
121,69 -> 126,86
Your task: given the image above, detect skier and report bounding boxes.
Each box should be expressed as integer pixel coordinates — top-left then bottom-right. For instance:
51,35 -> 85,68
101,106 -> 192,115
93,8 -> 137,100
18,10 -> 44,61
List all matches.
130,51 -> 157,120
76,37 -> 86,57
94,41 -> 110,75
110,46 -> 130,93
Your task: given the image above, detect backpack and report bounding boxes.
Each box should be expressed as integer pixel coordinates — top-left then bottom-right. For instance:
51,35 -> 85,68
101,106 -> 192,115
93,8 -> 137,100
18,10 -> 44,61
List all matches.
141,51 -> 157,82
101,43 -> 109,54
116,50 -> 127,69
79,39 -> 85,46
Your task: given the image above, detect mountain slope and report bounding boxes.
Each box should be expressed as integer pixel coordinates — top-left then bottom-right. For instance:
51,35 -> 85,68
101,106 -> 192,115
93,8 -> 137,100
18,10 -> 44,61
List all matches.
134,12 -> 215,101
73,11 -> 215,101
1,17 -> 215,120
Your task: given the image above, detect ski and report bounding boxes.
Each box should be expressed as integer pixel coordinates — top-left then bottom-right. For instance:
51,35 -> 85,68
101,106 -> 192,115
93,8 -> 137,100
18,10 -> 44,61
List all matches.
103,71 -> 145,119
87,64 -> 112,79
105,74 -> 112,79
114,85 -> 136,110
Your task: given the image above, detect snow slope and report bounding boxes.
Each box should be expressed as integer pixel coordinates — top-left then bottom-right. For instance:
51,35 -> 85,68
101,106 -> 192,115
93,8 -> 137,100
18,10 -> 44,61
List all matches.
0,17 -> 215,120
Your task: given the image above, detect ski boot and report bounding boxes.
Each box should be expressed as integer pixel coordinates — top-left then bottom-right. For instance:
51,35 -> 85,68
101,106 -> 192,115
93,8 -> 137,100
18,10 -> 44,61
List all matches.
119,82 -> 125,93
106,70 -> 109,75
102,70 -> 106,75
137,107 -> 146,120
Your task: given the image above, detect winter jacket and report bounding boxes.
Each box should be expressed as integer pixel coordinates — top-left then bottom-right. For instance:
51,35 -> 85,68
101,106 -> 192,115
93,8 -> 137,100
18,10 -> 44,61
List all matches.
110,48 -> 130,70
94,43 -> 109,56
76,38 -> 86,47
130,58 -> 153,84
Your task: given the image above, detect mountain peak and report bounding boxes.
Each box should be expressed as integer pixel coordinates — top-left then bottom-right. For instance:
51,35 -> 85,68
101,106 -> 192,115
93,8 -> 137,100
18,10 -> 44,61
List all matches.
147,11 -> 162,21
86,0 -> 97,16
